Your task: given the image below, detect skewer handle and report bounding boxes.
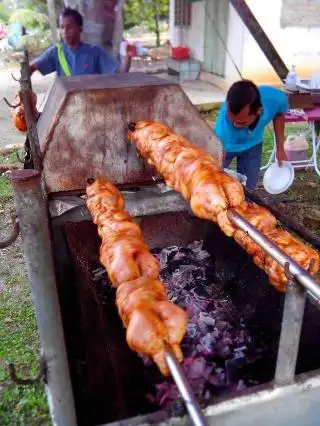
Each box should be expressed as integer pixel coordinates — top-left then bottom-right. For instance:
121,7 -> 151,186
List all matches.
164,345 -> 208,426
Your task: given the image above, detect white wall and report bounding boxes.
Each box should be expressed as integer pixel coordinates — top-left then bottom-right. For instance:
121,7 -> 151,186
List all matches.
186,2 -> 205,62
241,0 -> 320,84
169,0 -> 205,62
169,0 -> 244,82
224,4 -> 245,83
169,0 -> 320,85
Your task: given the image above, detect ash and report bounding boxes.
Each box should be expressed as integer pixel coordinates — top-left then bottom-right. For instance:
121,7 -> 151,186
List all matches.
142,241 -> 265,413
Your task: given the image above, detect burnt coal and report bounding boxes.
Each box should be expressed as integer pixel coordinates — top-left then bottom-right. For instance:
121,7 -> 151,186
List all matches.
139,242 -> 269,412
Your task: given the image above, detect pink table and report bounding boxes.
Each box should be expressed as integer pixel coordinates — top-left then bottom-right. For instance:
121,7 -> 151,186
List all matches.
285,106 -> 320,123
261,107 -> 320,176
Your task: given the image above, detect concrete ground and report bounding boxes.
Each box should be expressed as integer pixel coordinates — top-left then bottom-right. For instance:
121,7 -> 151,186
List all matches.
182,79 -> 225,105
0,67 -> 225,149
156,72 -> 226,105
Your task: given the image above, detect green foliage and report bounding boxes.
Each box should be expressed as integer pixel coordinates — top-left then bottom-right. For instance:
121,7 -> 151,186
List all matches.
124,0 -> 143,30
15,29 -> 53,52
23,0 -> 48,14
124,0 -> 169,31
9,9 -> 49,30
0,3 -> 10,24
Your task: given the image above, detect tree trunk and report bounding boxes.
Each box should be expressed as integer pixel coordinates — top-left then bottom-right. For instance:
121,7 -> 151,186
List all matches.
152,0 -> 160,48
47,0 -> 58,42
112,0 -> 125,58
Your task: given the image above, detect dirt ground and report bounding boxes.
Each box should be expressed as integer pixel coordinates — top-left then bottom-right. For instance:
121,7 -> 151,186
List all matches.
0,68 -> 54,148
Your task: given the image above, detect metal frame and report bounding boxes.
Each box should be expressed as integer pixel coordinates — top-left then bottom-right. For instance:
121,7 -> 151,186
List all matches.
261,123 -> 320,176
10,170 -> 77,426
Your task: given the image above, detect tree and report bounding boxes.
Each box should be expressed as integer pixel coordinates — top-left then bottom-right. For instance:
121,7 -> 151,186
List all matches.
124,0 -> 168,47
46,0 -> 58,41
123,0 -> 143,30
0,3 -> 10,24
9,9 -> 49,29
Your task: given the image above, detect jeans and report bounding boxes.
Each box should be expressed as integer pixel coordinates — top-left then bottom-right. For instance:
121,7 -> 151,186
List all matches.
223,143 -> 262,190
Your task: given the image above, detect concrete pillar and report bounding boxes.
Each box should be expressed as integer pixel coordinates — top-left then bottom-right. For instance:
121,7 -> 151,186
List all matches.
169,0 -> 183,46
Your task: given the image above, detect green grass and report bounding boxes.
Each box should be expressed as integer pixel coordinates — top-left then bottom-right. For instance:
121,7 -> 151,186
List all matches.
0,176 -> 50,425
0,273 -> 50,425
0,151 -> 21,165
0,176 -> 13,205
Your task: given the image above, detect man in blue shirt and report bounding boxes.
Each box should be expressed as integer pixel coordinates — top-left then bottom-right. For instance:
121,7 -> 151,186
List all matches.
29,7 -> 131,76
214,80 -> 289,190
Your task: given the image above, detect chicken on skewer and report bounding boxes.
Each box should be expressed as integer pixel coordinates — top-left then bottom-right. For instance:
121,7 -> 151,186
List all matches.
128,120 -> 319,291
86,178 -> 188,375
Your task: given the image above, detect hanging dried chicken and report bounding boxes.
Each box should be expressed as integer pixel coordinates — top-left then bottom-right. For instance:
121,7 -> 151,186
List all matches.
86,178 -> 187,375
12,105 -> 27,133
11,91 -> 38,133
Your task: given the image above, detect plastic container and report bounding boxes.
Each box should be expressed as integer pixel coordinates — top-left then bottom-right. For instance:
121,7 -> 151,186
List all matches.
310,72 -> 320,89
119,41 -> 137,57
224,168 -> 247,186
171,46 -> 190,60
284,134 -> 308,169
285,65 -> 299,90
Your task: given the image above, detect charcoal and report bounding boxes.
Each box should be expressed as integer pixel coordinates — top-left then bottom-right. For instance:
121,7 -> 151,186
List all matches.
140,241 -> 265,410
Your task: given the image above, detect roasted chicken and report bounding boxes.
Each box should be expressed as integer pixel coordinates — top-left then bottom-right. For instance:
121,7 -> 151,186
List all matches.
128,120 -> 319,292
86,178 -> 187,375
11,91 -> 39,133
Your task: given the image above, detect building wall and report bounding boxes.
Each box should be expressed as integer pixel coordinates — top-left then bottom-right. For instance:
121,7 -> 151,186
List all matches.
241,0 -> 320,84
169,1 -> 205,62
186,1 -> 205,62
169,0 -> 245,84
224,4 -> 245,83
169,0 -> 320,86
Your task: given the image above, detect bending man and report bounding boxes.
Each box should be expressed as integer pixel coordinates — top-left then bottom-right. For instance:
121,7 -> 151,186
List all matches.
214,80 -> 289,190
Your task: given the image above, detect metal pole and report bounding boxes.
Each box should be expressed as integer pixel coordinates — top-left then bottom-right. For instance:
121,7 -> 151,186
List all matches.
164,346 -> 208,426
11,169 -> 77,426
275,278 -> 306,385
227,210 -> 320,301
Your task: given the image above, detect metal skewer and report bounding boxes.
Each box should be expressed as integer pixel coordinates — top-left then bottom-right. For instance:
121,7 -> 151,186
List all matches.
227,209 -> 320,303
164,345 -> 208,426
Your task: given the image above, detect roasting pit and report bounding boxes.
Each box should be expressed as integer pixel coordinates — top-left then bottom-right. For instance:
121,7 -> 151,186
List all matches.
10,72 -> 320,426
51,207 -> 320,426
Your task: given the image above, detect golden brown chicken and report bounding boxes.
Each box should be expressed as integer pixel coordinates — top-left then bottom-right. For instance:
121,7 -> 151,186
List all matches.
86,178 -> 188,375
128,120 -> 320,291
11,91 -> 38,133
